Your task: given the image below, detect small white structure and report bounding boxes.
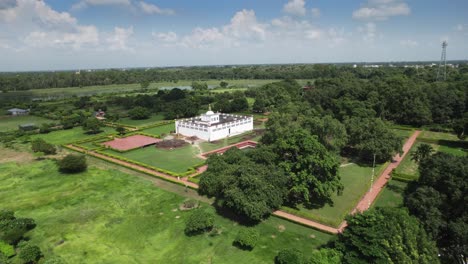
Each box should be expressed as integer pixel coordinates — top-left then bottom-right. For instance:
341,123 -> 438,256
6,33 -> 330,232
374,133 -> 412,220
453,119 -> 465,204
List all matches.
7,108 -> 29,116
175,106 -> 253,142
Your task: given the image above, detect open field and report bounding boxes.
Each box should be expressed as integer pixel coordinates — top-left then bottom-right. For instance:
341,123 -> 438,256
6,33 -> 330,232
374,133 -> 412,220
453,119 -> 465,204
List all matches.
0,160 -> 331,263
102,144 -> 204,173
419,130 -> 461,141
30,127 -> 115,145
391,128 -> 414,140
0,115 -> 54,132
199,132 -> 262,153
283,163 -> 384,227
118,114 -> 166,127
140,123 -> 174,136
373,180 -> 408,208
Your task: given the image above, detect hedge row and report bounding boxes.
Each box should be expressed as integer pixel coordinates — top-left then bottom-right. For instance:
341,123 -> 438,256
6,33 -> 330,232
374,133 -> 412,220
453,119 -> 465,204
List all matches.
417,138 -> 468,149
391,171 -> 418,183
94,149 -> 200,177
88,151 -> 197,189
72,134 -> 114,144
103,121 -> 138,130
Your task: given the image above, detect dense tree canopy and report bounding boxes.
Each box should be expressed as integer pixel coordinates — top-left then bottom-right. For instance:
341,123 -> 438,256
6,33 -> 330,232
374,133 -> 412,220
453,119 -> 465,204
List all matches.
335,207 -> 439,264
405,153 -> 467,264
198,148 -> 287,222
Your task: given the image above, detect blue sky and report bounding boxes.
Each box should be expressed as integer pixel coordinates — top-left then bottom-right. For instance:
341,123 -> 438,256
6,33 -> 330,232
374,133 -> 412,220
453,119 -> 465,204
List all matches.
0,0 -> 467,71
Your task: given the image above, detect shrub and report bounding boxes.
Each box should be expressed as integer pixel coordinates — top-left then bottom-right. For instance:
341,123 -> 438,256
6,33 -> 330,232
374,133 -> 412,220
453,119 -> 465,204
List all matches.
128,107 -> 150,120
233,228 -> 260,250
31,139 -> 56,155
43,256 -> 65,264
0,240 -> 15,258
19,245 -> 42,264
184,210 -> 214,235
57,154 -> 87,173
275,248 -> 304,264
0,216 -> 36,245
0,252 -> 10,264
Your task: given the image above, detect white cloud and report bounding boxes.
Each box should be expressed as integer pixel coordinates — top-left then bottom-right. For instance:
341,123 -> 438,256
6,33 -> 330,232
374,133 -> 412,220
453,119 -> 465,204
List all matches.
400,39 -> 418,47
139,1 -> 174,15
0,0 -> 16,10
106,26 -> 134,51
358,22 -> 377,42
283,0 -> 306,16
72,0 -> 131,10
223,9 -> 267,41
311,8 -> 320,18
353,0 -> 410,21
1,0 -> 100,49
154,31 -> 178,42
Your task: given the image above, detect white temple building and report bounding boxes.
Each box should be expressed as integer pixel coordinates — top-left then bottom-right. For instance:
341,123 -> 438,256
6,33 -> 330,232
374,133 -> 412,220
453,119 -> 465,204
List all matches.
175,106 -> 253,142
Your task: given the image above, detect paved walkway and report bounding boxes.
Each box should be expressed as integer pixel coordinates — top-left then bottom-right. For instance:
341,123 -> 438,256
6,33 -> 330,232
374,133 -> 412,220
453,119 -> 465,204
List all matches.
67,130 -> 420,235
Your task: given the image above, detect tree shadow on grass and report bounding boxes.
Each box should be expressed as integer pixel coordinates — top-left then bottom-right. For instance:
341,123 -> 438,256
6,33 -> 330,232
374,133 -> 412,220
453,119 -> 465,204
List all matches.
213,202 -> 260,227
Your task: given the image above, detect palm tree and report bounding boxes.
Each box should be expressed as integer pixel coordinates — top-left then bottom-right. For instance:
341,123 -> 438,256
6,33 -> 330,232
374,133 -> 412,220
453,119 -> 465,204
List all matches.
411,143 -> 434,163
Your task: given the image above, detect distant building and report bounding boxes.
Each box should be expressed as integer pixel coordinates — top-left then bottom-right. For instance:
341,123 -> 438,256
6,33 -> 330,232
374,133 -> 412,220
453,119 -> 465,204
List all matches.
94,110 -> 106,120
175,105 -> 253,142
7,108 -> 29,116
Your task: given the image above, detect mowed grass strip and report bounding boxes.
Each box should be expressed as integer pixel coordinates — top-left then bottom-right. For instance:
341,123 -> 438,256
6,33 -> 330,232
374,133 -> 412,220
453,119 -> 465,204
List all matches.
372,180 -> 408,208
283,163 -> 383,227
0,160 -> 332,263
102,144 -> 204,173
0,115 -> 54,132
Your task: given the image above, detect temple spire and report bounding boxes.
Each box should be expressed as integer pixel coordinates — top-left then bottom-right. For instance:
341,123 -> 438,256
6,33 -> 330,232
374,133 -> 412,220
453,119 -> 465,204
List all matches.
208,104 -> 212,111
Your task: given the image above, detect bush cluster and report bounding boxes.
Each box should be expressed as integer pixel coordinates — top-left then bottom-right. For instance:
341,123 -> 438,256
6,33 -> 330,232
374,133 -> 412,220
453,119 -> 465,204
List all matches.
57,154 -> 87,173
184,210 -> 214,235
31,138 -> 56,155
233,228 -> 260,250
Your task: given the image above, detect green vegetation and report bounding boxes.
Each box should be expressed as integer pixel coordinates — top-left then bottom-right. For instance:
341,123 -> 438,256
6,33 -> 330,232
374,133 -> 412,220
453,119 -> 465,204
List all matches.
128,106 -> 151,120
30,126 -> 115,145
118,114 -> 165,127
57,154 -> 87,173
405,153 -> 467,264
336,207 -> 439,264
140,123 -> 174,136
373,180 -> 408,208
420,130 -> 460,141
0,160 -> 332,263
199,131 -> 261,153
0,115 -> 53,132
234,228 -> 260,250
184,209 -> 215,235
31,138 -> 56,155
102,145 -> 204,174
283,163 -> 383,227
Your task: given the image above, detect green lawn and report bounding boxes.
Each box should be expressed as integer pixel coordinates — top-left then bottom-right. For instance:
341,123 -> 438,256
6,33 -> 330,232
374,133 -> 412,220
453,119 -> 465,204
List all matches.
373,180 -> 408,208
397,140 -> 467,179
199,132 -> 262,153
283,163 -> 384,227
103,145 -> 204,173
0,115 -> 54,132
420,130 -> 461,141
391,128 -> 414,140
0,160 -> 332,263
118,114 -> 166,127
140,123 -> 174,136
29,127 -> 115,145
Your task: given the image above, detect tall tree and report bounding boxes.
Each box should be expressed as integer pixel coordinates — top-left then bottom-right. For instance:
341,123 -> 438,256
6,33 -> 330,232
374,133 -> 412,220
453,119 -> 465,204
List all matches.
335,207 -> 439,264
411,143 -> 434,163
405,153 -> 467,264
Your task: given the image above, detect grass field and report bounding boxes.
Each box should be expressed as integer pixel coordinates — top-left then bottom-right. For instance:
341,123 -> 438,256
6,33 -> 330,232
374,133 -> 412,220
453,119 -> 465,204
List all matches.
199,132 -> 262,153
118,114 -> 166,127
419,130 -> 461,141
391,128 -> 414,140
0,160 -> 332,263
29,127 -> 115,145
283,163 -> 384,227
103,145 -> 204,173
0,115 -> 54,132
140,123 -> 174,136
373,180 -> 408,208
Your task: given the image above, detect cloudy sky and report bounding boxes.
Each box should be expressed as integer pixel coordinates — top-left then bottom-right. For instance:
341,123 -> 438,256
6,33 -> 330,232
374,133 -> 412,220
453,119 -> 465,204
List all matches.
0,0 -> 467,71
